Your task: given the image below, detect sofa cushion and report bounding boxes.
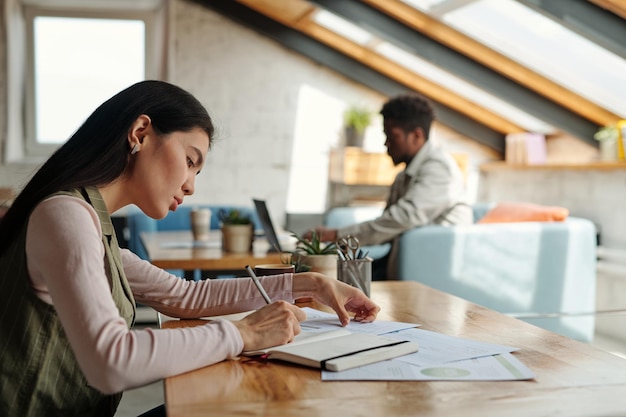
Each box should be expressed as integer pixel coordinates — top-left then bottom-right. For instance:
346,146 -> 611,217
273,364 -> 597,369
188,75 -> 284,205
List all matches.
477,202 -> 569,224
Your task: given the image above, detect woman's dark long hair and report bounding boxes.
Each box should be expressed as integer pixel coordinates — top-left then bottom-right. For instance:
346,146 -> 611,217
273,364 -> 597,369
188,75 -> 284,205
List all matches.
0,80 -> 214,255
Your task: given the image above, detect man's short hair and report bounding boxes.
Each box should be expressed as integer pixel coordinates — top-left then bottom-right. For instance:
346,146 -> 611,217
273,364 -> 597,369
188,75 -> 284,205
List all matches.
380,94 -> 435,139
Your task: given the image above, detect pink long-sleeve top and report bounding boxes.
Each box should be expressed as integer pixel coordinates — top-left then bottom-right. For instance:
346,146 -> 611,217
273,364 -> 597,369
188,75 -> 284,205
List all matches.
25,195 -> 299,394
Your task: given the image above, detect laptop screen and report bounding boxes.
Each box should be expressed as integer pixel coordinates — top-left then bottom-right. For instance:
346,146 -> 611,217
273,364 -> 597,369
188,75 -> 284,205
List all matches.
253,199 -> 282,252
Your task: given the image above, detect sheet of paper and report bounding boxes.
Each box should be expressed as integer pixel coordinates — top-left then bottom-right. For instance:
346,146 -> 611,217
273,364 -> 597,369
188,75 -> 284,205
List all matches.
201,307 -> 418,334
382,328 -> 518,367
299,307 -> 420,335
321,352 -> 535,381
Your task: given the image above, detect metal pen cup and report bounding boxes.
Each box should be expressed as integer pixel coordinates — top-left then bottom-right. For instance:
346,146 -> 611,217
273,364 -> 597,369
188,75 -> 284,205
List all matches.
337,258 -> 372,297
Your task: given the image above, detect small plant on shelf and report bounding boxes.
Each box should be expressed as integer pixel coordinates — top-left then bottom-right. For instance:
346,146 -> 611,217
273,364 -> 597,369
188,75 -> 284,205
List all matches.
343,105 -> 373,147
343,105 -> 372,135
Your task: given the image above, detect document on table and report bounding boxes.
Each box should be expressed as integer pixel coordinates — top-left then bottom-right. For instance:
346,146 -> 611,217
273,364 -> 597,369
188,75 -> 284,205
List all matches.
382,328 -> 517,367
322,352 -> 535,381
202,307 -> 420,334
321,324 -> 535,381
203,307 -> 534,380
284,307 -> 518,367
298,307 -> 420,335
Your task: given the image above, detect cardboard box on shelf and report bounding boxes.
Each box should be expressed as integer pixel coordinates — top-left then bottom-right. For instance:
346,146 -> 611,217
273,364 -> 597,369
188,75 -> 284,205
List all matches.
329,147 -> 402,186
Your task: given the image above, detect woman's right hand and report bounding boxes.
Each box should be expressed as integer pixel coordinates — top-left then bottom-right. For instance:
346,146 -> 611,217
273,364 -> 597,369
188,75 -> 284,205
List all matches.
231,300 -> 307,352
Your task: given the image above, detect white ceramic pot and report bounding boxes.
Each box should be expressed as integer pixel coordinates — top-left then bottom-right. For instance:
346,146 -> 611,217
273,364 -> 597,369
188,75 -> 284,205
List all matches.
599,138 -> 618,161
221,224 -> 253,253
301,254 -> 338,279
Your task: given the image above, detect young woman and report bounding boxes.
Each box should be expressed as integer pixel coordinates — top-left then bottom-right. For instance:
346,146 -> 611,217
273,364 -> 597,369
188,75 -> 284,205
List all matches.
0,80 -> 380,417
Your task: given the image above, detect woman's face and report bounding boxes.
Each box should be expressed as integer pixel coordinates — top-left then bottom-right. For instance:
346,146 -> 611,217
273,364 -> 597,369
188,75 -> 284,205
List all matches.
133,127 -> 210,219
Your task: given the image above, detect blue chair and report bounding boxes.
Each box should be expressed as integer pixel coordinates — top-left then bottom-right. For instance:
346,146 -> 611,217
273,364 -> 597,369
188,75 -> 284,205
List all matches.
126,205 -> 262,279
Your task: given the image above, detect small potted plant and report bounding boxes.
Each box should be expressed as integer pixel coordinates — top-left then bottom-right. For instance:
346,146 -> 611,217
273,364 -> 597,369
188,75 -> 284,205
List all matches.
594,125 -> 619,161
343,105 -> 372,147
290,230 -> 338,278
219,209 -> 253,253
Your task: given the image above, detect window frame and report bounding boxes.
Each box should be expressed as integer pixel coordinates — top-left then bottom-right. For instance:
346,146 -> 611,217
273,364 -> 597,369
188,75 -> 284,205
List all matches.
6,0 -> 168,162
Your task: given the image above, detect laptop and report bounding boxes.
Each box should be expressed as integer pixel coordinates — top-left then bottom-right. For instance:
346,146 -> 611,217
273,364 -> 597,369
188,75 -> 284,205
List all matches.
253,199 -> 283,252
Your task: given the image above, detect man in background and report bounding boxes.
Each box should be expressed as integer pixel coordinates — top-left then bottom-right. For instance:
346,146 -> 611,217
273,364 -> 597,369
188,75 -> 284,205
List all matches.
311,93 -> 472,280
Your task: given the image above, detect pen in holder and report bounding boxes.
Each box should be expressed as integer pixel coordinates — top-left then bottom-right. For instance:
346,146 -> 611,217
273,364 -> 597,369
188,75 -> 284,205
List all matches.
337,257 -> 372,297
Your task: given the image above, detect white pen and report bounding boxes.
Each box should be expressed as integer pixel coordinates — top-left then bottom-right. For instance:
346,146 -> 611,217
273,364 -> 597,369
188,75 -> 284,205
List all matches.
245,265 -> 272,304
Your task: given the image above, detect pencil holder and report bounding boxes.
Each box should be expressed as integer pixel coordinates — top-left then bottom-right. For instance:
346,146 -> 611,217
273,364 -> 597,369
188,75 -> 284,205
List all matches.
337,258 -> 372,297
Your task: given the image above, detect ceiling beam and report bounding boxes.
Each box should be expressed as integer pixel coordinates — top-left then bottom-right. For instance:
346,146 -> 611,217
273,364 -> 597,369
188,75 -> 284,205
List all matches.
517,0 -> 626,61
192,0 -> 506,153
310,0 -> 599,146
362,0 -> 620,128
590,0 -> 626,20
234,0 -> 521,135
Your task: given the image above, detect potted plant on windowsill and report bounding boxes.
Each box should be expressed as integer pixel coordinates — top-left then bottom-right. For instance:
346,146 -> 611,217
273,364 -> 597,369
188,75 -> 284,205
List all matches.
219,209 -> 253,253
343,105 -> 372,147
290,230 -> 338,278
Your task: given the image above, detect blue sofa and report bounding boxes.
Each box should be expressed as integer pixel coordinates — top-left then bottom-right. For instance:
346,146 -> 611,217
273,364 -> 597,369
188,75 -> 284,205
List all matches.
324,204 -> 597,342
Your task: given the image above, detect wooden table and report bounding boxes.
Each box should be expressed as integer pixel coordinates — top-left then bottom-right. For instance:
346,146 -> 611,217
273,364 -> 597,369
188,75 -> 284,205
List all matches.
140,230 -> 283,279
163,281 -> 626,417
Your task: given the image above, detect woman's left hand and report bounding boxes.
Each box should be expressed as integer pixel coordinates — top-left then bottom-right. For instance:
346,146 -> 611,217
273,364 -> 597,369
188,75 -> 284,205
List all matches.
292,272 -> 380,326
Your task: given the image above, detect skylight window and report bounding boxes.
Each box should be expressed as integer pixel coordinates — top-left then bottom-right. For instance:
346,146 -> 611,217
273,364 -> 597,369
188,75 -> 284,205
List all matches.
312,4 -> 555,133
313,9 -> 374,45
375,42 -> 555,133
439,0 -> 626,118
402,0 -> 462,15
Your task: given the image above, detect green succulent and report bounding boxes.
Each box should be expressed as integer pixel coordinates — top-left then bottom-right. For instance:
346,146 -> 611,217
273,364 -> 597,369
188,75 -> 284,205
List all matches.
287,230 -> 337,273
218,209 -> 252,225
290,255 -> 311,273
290,230 -> 337,255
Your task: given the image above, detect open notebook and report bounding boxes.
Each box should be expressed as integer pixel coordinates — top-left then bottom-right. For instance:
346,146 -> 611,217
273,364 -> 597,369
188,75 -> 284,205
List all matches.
242,329 -> 419,372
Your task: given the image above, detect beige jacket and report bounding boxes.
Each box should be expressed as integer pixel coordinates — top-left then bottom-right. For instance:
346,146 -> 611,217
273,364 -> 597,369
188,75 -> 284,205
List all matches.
338,140 -> 472,278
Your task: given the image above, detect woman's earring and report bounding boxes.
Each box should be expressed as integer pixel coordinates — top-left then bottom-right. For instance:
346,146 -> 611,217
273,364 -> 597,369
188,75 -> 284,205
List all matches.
131,144 -> 139,155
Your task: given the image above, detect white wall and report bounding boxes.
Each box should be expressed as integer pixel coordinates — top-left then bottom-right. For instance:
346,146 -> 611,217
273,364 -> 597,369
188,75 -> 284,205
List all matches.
478,168 -> 626,249
168,0 -> 387,224
156,0 -> 497,225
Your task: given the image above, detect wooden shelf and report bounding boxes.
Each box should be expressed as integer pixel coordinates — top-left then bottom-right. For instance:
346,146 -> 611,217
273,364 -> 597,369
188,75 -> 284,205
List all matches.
329,147 -> 402,186
480,161 -> 626,172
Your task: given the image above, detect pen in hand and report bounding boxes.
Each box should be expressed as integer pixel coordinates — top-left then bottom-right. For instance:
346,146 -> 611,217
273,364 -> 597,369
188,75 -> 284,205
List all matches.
245,265 -> 272,304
